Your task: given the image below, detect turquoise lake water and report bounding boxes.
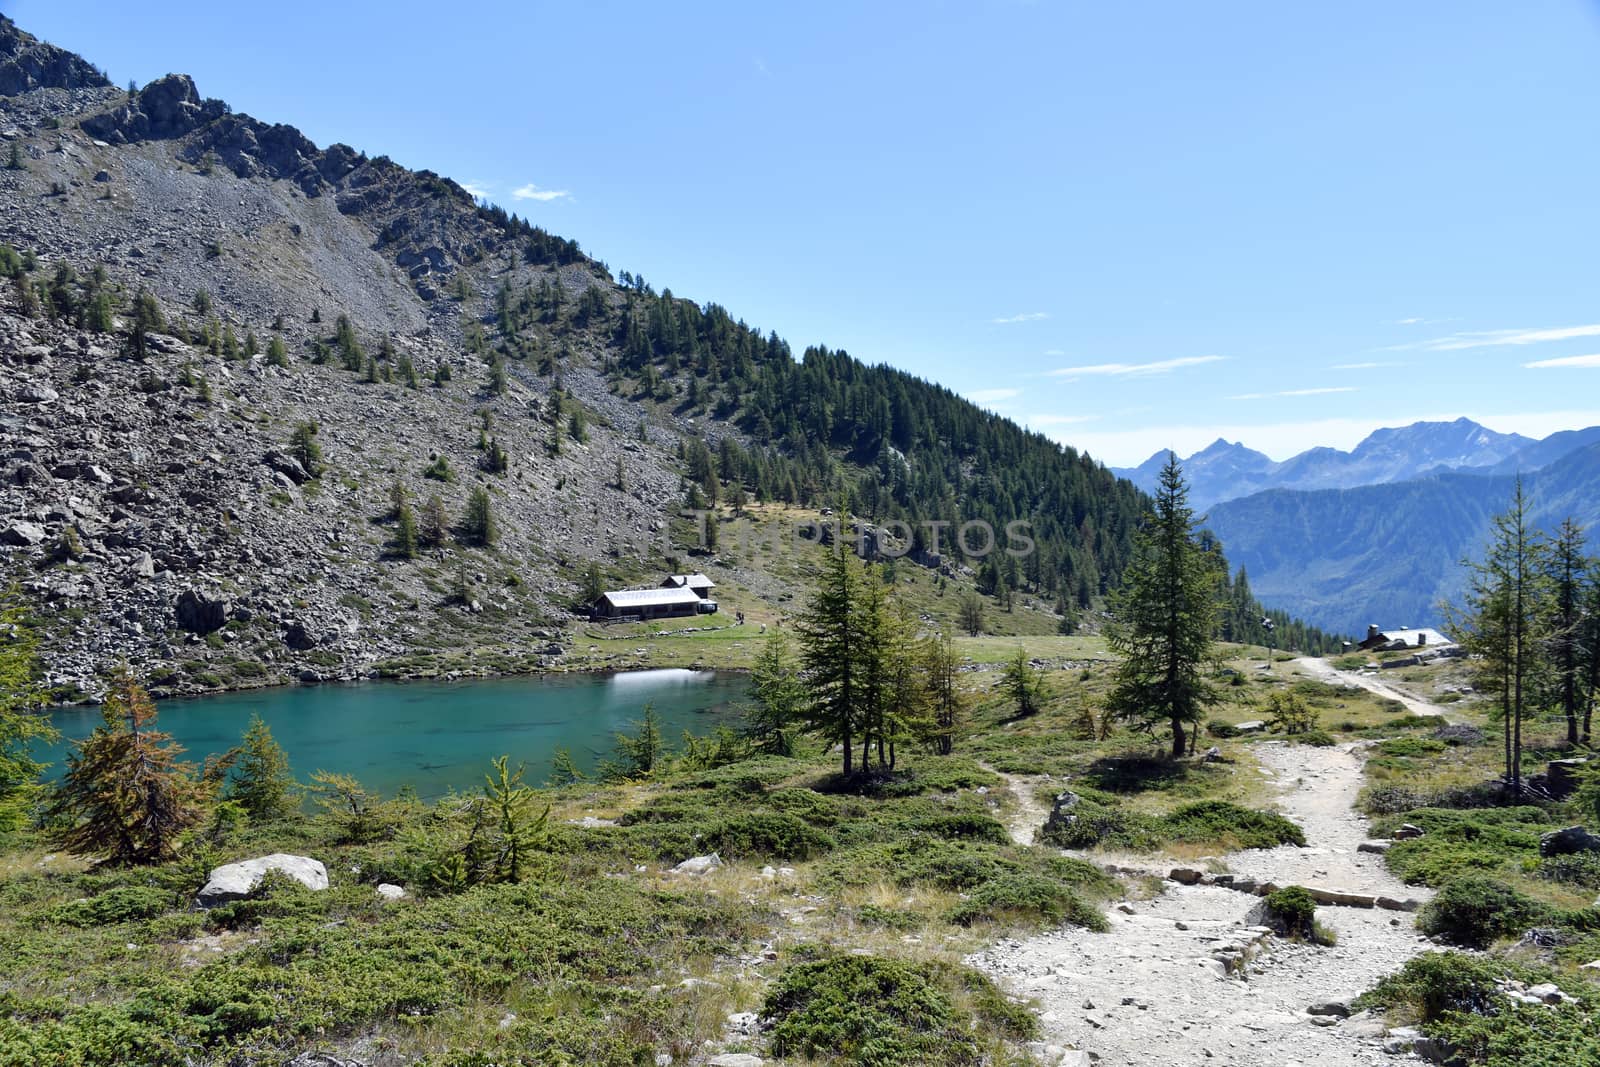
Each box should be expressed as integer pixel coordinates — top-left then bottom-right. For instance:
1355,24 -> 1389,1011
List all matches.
40,670 -> 749,798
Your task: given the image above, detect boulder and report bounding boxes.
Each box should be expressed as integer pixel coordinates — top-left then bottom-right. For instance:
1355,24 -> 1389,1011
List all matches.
283,619 -> 320,651
1168,867 -> 1205,885
1233,720 -> 1266,734
16,383 -> 58,404
263,449 -> 311,485
198,854 -> 328,905
1540,826 -> 1600,858
1,521 -> 46,547
1393,823 -> 1425,840
1357,840 -> 1391,854
706,1055 -> 763,1067
1307,1000 -> 1351,1018
287,1055 -> 370,1067
375,883 -> 406,901
175,589 -> 230,634
672,853 -> 724,875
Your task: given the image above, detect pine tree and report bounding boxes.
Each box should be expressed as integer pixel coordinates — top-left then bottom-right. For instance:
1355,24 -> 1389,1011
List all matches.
1446,480 -> 1548,796
288,421 -> 323,478
1002,647 -> 1043,718
266,334 -> 288,367
394,497 -> 419,559
46,669 -> 204,864
420,493 -> 449,548
796,549 -> 865,776
5,141 -> 23,171
923,625 -> 965,756
1542,519 -> 1592,746
581,562 -> 605,605
1104,454 -> 1221,757
462,487 -> 496,546
0,587 -> 56,831
225,714 -> 297,820
747,632 -> 805,756
958,593 -> 985,636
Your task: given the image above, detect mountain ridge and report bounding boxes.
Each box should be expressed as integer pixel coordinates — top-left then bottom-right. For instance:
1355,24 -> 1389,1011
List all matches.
1113,416 -> 1577,510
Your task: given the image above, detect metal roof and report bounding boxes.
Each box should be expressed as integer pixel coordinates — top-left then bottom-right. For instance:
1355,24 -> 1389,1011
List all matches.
600,587 -> 704,608
665,573 -> 716,589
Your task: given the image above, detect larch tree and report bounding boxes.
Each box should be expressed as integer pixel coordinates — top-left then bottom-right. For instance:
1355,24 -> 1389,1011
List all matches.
796,548 -> 865,776
747,631 -> 805,757
46,669 -> 205,864
1002,647 -> 1043,718
922,624 -> 965,756
1542,519 -> 1593,746
1104,453 -> 1221,758
225,714 -> 298,820
1445,479 -> 1547,796
0,587 -> 56,832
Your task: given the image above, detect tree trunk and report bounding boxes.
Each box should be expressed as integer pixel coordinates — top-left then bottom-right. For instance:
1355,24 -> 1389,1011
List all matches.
1170,717 -> 1186,759
842,726 -> 852,776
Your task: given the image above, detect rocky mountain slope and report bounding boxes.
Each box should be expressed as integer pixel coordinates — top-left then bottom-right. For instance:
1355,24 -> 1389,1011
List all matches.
1,16 -> 1158,699
1114,417 -> 1570,511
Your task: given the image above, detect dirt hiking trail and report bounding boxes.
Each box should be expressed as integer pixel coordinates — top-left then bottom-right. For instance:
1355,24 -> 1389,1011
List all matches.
975,739 -> 1439,1067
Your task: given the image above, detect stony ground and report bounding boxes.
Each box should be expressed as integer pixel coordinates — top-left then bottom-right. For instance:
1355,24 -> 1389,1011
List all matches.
973,666 -> 1451,1067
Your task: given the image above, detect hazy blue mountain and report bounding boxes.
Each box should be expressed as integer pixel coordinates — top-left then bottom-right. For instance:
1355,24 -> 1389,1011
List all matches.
1205,442 -> 1600,636
1114,417 -> 1581,510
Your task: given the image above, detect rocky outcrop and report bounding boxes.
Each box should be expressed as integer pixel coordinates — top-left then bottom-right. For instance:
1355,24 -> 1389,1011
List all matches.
175,589 -> 230,635
197,853 -> 329,905
0,15 -> 111,95
1540,825 -> 1600,858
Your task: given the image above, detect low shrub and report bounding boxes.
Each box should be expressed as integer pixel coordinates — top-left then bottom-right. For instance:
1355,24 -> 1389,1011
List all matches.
1377,737 -> 1448,758
1263,885 -> 1317,938
50,886 -> 176,927
702,813 -> 835,861
1158,801 -> 1305,849
1537,852 -> 1600,890
1356,950 -> 1522,1022
1377,807 -> 1553,886
1295,730 -> 1336,747
1038,793 -> 1158,850
763,953 -> 1033,1066
1417,876 -> 1550,948
855,904 -> 918,930
946,873 -> 1107,930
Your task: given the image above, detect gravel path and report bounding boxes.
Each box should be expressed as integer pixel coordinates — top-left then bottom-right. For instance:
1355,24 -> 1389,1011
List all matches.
1294,657 -> 1447,719
975,740 -> 1440,1066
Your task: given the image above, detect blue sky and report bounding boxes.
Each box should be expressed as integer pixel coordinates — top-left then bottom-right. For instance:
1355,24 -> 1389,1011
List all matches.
11,0 -> 1600,465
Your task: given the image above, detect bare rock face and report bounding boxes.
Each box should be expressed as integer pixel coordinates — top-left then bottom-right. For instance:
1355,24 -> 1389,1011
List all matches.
175,589 -> 230,634
0,15 -> 112,94
80,73 -> 220,144
197,853 -> 329,905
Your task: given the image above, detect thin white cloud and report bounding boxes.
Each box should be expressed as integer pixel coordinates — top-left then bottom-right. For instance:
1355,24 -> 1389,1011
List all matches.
461,181 -> 491,199
1331,361 -> 1402,370
1282,386 -> 1357,397
991,311 -> 1050,324
967,387 -> 1021,406
1046,355 -> 1225,378
1396,317 -> 1423,325
512,183 -> 571,202
1525,352 -> 1600,369
1401,323 -> 1600,352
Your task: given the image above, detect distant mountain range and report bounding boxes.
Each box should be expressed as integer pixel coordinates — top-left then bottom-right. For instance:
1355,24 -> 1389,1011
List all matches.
1111,417 -> 1600,511
1201,440 -> 1600,637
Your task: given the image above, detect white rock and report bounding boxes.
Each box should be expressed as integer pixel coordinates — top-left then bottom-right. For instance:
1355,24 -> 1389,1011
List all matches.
376,883 -> 407,900
197,853 -> 328,905
673,853 -> 724,875
707,1056 -> 763,1067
